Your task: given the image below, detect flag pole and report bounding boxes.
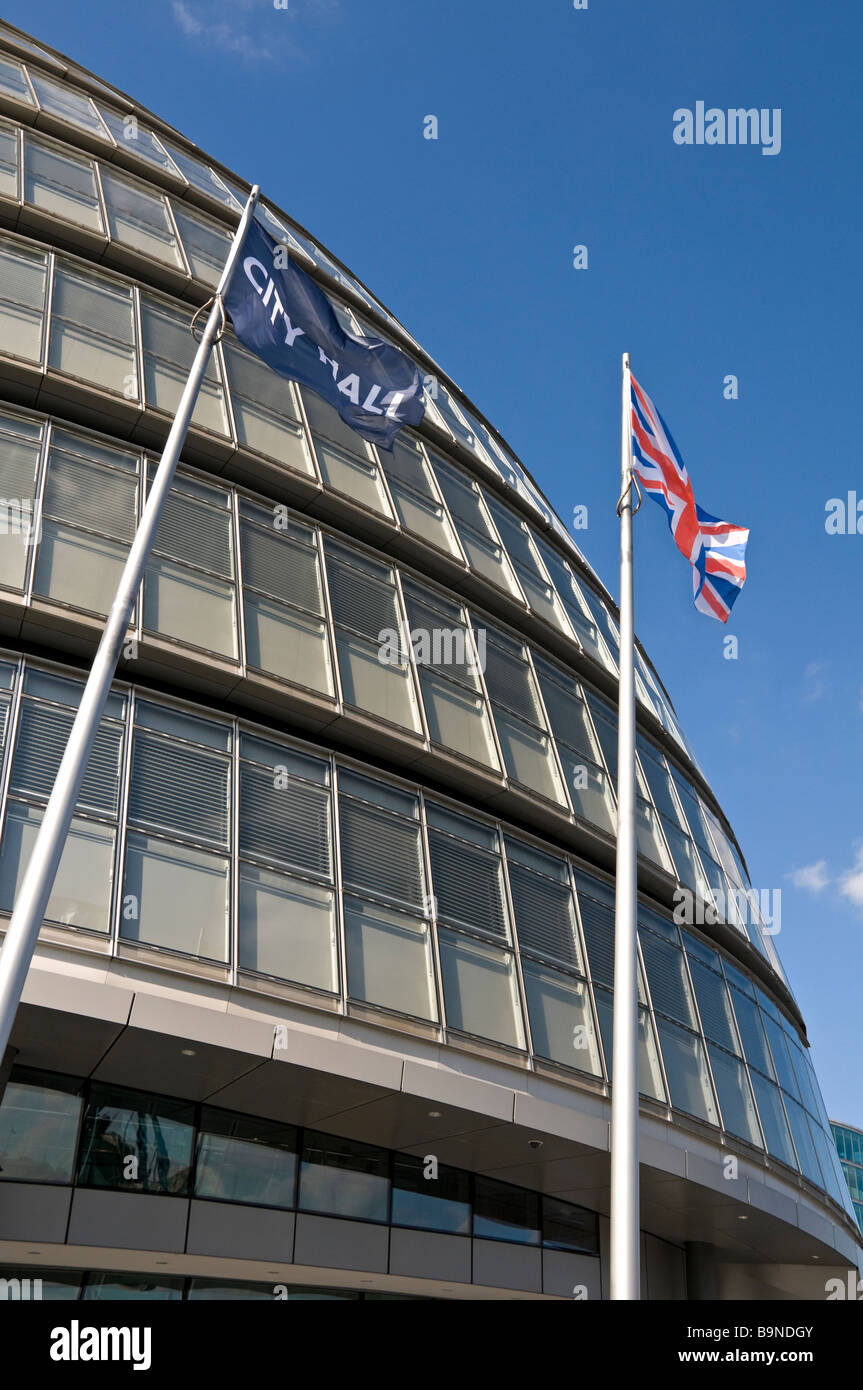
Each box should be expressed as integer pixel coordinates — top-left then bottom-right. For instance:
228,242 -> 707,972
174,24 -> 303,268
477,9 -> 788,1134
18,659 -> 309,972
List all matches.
0,185 -> 261,1072
610,350 -> 641,1299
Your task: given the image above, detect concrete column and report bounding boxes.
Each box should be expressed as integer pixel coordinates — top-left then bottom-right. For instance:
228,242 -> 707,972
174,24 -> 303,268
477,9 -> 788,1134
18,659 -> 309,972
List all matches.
685,1240 -> 719,1300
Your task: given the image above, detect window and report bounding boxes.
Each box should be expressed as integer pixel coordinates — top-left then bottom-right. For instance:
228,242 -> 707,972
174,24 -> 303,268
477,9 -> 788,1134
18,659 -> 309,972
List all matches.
428,803 -> 508,941
432,456 -> 522,598
121,702 -> 231,961
48,264 -> 136,396
143,470 -> 236,658
170,201 -> 232,286
223,337 -> 314,472
28,72 -> 110,141
77,1085 -> 194,1194
542,1196 -> 599,1253
638,741 -> 708,895
481,626 -> 565,804
638,926 -> 697,1029
34,429 -> 138,615
324,539 -> 422,733
522,960 -> 601,1074
706,1045 -> 762,1146
401,579 -> 498,768
238,737 -> 336,991
301,388 -> 393,518
473,1176 -> 540,1245
0,1070 -> 82,1182
535,660 -> 615,832
160,141 -> 238,209
339,771 -> 425,912
750,1073 -> 797,1168
83,1275 -> 183,1301
100,167 -> 184,268
0,412 -> 43,589
593,986 -> 666,1101
686,954 -> 740,1054
0,237 -> 47,362
298,1131 -> 389,1222
438,929 -> 525,1049
141,296 -> 229,434
485,495 -> 570,635
0,56 -> 34,105
345,897 -> 436,1020
240,502 -> 333,693
391,1155 -> 470,1234
654,1017 -> 719,1125
99,108 -> 181,179
537,540 -> 615,669
0,670 -> 123,933
195,1109 -> 298,1209
24,133 -> 104,232
377,433 -> 461,555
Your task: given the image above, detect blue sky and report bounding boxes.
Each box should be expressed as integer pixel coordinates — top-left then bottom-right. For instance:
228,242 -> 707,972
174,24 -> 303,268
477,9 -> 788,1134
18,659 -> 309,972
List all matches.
8,0 -> 862,1123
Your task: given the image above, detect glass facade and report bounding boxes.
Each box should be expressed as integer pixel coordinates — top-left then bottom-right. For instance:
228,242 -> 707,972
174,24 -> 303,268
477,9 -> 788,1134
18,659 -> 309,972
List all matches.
831,1121 -> 863,1230
0,19 -> 856,1299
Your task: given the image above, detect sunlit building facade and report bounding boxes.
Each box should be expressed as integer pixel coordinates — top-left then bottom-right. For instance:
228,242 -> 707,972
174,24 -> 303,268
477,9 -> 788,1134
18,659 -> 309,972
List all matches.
831,1122 -> 863,1234
0,22 -> 859,1301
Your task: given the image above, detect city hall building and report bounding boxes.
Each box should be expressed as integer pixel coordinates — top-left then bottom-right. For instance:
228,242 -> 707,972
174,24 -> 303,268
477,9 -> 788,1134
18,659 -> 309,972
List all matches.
0,21 -> 858,1301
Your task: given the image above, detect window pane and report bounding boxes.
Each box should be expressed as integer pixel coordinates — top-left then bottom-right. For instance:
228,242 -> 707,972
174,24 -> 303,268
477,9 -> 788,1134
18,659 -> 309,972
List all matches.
507,855 -> 580,968
0,416 -> 42,587
594,988 -> 665,1100
143,555 -> 236,657
49,267 -> 136,395
0,1075 -> 82,1182
639,930 -> 697,1028
141,299 -> 228,433
25,136 -> 103,231
0,803 -> 114,933
522,959 -> 601,1074
688,958 -> 740,1053
0,56 -> 33,104
339,794 -> 424,910
429,824 -> 508,940
336,630 -> 421,731
707,1044 -> 762,1146
171,202 -> 232,286
493,709 -> 564,802
391,1154 -> 470,1233
731,990 -> 774,1078
298,1131 -> 389,1221
555,745 -> 616,833
345,897 -> 437,1020
121,832 -> 229,961
101,168 -> 184,267
750,1073 -> 797,1168
195,1110 -> 297,1208
785,1098 -> 824,1186
78,1086 -> 194,1193
238,865 -> 337,991
473,1176 -> 540,1245
128,728 -> 229,845
417,669 -> 499,767
543,1197 -> 599,1253
83,1275 -> 183,1301
438,928 -> 525,1048
0,242 -> 46,364
655,1018 -> 719,1125
314,438 -> 393,517
239,760 -> 331,878
29,72 -> 109,140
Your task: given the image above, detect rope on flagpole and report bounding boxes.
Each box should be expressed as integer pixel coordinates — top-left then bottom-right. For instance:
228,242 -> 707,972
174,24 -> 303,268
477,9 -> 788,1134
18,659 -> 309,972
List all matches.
616,469 -> 642,517
190,295 -> 227,345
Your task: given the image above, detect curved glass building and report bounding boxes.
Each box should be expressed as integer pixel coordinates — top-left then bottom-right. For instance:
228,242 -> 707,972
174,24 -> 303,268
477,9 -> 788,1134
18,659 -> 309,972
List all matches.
0,21 -> 859,1302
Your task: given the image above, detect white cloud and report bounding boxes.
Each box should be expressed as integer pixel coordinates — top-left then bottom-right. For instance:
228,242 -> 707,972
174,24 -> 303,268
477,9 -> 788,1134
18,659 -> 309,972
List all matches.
839,848 -> 863,911
790,860 -> 830,893
802,660 -> 826,704
170,0 -> 338,64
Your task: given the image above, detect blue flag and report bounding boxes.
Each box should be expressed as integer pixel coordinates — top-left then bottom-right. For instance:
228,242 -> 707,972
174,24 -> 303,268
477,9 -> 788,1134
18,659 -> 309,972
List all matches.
224,218 -> 424,449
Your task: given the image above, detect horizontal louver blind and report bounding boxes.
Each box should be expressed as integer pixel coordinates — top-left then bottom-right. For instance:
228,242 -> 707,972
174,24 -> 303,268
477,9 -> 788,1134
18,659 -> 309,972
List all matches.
241,524 -> 322,613
639,930 -> 696,1028
380,439 -> 434,498
401,595 -> 477,687
482,642 -> 540,722
0,436 -> 39,496
12,702 -> 121,814
577,892 -> 614,989
239,762 -> 331,878
428,830 -> 507,940
44,452 -> 137,539
688,958 -> 737,1051
326,557 -> 398,641
153,490 -> 232,576
339,797 -> 424,909
537,677 -> 596,761
508,862 -> 579,967
128,732 -> 229,846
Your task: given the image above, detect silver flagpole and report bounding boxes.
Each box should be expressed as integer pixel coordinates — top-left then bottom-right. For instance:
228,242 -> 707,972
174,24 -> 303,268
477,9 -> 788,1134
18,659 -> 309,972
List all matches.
610,350 -> 641,1299
0,184 -> 261,1068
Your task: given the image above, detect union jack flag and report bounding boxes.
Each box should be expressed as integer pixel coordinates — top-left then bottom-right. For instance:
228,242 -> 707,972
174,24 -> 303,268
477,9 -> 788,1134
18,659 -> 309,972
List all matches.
629,371 -> 749,622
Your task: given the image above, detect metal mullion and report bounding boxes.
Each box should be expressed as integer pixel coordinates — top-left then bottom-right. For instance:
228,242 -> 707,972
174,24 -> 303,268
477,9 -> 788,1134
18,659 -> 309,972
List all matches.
90,157 -> 109,242
19,416 -> 50,603
214,334 -> 239,456
228,715 -> 239,985
368,437 -> 399,528
464,608 -> 507,780
330,760 -> 348,1011
162,195 -> 193,281
417,787 -> 446,1039
315,527 -> 343,710
111,686 -> 136,954
0,656 -> 26,847
11,121 -> 22,210
227,486 -> 245,677
497,827 -> 533,1061
391,565 -> 430,749
567,859 -> 609,1085
524,643 -> 572,816
291,381 -> 325,490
